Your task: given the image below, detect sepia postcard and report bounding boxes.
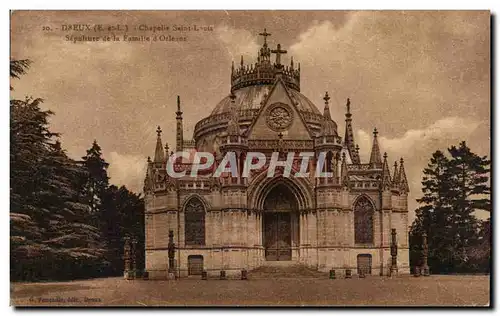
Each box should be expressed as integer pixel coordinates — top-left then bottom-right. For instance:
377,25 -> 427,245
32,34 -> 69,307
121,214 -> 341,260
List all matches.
9,10 -> 491,307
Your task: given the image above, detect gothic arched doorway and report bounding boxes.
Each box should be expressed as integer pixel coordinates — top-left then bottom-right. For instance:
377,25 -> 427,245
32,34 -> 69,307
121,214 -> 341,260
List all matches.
262,184 -> 299,261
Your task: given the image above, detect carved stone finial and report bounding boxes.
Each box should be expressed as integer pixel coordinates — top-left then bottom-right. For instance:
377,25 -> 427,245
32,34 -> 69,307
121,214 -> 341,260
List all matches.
373,127 -> 378,137
147,156 -> 151,163
383,152 -> 388,160
323,91 -> 330,104
156,126 -> 162,137
400,157 -> 404,164
346,98 -> 351,113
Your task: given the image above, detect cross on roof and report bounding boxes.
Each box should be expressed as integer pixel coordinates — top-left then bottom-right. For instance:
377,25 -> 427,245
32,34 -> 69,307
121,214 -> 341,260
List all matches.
271,43 -> 287,67
259,28 -> 271,45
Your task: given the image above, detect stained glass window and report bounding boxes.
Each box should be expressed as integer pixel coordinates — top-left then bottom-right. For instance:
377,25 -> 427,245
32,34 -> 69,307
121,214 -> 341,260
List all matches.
184,197 -> 205,246
354,196 -> 374,244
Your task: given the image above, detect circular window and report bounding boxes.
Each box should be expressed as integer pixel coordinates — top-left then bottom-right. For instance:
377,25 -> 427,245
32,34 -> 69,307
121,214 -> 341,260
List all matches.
265,103 -> 293,131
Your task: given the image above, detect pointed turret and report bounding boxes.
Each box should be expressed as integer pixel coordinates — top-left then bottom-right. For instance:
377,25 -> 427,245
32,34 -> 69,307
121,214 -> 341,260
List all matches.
369,128 -> 382,168
164,142 -> 170,160
240,55 -> 244,67
344,98 -> 360,164
320,92 -> 337,137
175,95 -> 183,152
392,161 -> 400,189
154,126 -> 165,163
323,91 -> 332,120
381,152 -> 392,190
341,151 -> 348,186
399,157 -> 410,192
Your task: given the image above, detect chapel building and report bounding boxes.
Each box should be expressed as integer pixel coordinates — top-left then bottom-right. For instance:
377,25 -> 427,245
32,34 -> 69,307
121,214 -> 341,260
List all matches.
143,30 -> 410,278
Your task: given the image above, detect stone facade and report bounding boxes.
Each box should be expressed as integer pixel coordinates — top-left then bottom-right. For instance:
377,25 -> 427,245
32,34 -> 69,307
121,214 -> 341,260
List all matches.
143,30 -> 410,279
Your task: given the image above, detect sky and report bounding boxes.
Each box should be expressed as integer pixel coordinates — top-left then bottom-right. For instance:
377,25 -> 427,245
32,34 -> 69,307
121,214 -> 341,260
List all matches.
10,10 -> 490,222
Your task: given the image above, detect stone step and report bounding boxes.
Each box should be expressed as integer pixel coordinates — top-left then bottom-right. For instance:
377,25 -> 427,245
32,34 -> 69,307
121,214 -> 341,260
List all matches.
249,264 -> 328,279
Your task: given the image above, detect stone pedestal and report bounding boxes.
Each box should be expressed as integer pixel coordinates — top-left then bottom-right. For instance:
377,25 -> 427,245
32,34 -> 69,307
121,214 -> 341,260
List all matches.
168,230 -> 176,273
421,232 -> 430,276
123,237 -> 131,280
390,229 -> 398,276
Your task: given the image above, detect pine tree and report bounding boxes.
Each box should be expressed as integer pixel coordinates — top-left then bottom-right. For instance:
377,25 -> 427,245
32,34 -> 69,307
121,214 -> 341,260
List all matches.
410,150 -> 455,273
10,59 -> 106,280
410,142 -> 491,274
447,141 -> 490,271
100,185 -> 144,276
81,140 -> 109,215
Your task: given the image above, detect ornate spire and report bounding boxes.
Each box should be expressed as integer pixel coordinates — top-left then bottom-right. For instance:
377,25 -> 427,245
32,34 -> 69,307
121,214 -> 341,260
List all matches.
381,152 -> 392,190
392,161 -> 400,189
369,127 -> 382,168
231,29 -> 300,92
323,91 -> 332,120
320,91 -> 337,137
344,98 -> 360,164
341,151 -> 348,186
164,142 -> 170,160
290,56 -> 294,69
154,126 -> 165,163
175,96 -> 183,152
399,157 -> 410,192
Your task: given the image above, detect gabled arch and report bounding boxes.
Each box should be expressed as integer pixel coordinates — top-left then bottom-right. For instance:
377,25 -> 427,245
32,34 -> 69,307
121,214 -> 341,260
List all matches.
248,169 -> 314,211
181,193 -> 211,212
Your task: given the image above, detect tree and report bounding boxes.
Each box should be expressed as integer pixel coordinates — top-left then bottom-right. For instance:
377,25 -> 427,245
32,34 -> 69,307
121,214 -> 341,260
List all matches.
81,140 -> 109,215
100,185 -> 144,276
10,60 -> 106,280
409,142 -> 491,274
410,150 -> 455,273
447,141 -> 490,272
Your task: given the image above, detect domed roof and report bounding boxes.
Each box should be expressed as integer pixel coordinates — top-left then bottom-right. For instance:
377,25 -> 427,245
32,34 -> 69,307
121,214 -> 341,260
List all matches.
210,84 -> 322,116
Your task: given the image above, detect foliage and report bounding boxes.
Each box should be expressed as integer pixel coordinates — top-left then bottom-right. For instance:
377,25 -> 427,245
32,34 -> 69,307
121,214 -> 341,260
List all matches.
409,142 -> 490,274
10,60 -> 144,281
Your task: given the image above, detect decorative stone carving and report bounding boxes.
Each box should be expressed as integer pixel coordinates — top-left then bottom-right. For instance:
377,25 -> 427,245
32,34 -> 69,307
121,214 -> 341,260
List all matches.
266,103 -> 293,131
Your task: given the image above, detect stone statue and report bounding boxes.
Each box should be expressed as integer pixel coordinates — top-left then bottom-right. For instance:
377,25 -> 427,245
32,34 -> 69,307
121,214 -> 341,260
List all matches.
168,230 -> 175,273
390,229 -> 398,276
421,232 -> 430,276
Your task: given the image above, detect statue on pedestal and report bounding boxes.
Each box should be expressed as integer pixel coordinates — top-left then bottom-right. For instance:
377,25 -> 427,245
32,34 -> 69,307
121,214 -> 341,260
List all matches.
124,237 -> 131,279
390,229 -> 398,276
421,232 -> 430,276
168,230 -> 176,276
